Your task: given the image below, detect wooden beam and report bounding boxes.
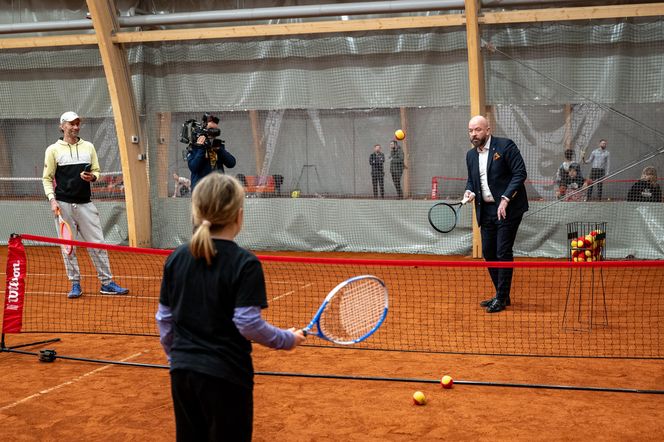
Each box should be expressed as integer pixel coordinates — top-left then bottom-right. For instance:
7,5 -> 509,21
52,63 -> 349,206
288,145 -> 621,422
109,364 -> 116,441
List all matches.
0,34 -> 97,50
465,0 -> 485,259
86,0 -> 151,247
113,14 -> 465,44
1,3 -> 662,49
481,3 -> 664,25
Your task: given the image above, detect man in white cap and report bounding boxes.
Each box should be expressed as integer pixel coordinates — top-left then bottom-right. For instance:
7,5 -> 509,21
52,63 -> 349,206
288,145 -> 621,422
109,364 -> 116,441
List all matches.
42,111 -> 129,299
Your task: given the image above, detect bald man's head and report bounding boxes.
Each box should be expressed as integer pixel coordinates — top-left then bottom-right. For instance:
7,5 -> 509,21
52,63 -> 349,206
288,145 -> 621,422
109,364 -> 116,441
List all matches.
468,115 -> 491,148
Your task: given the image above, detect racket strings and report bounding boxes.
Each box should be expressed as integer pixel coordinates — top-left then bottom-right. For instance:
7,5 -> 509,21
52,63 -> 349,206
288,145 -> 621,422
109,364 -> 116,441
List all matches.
429,204 -> 458,233
319,279 -> 386,342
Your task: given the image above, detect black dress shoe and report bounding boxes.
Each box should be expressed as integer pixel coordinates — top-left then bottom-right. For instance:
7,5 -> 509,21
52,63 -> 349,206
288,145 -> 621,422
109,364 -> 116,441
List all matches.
480,297 -> 511,307
486,298 -> 507,313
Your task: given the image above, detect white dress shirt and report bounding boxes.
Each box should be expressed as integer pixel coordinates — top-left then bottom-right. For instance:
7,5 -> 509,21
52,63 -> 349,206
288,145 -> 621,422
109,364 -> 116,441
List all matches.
478,136 -> 495,203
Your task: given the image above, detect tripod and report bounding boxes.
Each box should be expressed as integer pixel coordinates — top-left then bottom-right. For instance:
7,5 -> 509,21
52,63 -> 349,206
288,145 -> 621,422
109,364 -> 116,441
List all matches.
294,164 -> 323,196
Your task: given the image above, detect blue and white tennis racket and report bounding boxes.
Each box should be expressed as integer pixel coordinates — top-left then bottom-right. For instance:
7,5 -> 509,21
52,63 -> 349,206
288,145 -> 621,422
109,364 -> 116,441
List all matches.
303,275 -> 388,345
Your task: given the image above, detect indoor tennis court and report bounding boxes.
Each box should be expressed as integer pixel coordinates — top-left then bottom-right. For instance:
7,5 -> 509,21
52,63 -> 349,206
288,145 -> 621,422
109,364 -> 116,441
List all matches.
3,1 -> 664,441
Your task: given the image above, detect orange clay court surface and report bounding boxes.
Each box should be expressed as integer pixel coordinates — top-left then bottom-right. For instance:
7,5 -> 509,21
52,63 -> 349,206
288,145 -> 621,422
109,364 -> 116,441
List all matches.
1,246 -> 663,441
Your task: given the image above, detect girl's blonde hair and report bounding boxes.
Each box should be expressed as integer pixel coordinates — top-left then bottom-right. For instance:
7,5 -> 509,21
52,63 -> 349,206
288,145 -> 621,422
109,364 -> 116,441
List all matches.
642,166 -> 657,180
189,173 -> 245,265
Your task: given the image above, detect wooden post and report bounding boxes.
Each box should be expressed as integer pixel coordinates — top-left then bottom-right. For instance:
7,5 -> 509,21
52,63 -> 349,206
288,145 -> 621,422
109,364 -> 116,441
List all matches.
399,107 -> 410,197
465,0 -> 486,259
564,103 -> 573,150
86,0 -> 151,247
157,112 -> 171,198
249,110 -> 264,175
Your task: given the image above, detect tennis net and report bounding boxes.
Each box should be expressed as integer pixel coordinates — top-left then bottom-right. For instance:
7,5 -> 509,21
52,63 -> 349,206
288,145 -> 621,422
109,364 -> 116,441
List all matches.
4,233 -> 663,358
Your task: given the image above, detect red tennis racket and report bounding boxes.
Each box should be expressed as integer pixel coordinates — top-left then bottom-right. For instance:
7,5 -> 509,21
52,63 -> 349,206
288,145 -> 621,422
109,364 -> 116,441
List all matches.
56,208 -> 74,255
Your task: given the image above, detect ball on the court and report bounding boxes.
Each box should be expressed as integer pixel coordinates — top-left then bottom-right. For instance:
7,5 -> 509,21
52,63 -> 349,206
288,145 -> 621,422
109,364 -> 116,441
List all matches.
290,190 -> 300,198
441,375 -> 454,389
412,391 -> 426,405
395,129 -> 405,140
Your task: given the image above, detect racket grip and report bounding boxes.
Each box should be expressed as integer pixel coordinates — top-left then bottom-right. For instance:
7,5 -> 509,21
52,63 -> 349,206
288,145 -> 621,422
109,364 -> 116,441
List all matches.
460,196 -> 470,205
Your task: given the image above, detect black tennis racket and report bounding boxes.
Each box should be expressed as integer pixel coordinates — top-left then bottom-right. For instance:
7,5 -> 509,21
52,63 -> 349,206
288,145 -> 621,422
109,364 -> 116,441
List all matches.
302,275 -> 388,345
428,196 -> 470,233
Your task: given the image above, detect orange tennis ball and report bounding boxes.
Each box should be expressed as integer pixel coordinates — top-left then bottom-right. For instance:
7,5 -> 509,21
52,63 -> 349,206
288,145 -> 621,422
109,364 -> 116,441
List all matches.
412,391 -> 426,405
441,375 -> 454,389
395,129 -> 405,140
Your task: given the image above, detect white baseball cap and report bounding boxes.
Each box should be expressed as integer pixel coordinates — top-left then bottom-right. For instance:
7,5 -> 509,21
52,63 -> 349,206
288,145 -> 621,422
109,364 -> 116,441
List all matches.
60,111 -> 80,124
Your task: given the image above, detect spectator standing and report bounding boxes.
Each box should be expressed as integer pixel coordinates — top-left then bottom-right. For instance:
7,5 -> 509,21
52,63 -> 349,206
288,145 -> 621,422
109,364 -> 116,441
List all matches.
583,139 -> 610,200
369,144 -> 385,198
389,140 -> 405,199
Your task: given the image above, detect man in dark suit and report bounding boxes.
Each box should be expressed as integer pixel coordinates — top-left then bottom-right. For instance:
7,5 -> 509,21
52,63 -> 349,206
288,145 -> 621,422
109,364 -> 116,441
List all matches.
464,115 -> 528,313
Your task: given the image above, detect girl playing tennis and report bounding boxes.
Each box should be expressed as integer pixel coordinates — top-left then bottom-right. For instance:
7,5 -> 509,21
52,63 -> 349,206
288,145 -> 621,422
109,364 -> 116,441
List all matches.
156,173 -> 306,441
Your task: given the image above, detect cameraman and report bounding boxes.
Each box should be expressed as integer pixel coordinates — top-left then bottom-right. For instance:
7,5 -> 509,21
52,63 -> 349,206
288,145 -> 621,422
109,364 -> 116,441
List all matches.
187,113 -> 236,189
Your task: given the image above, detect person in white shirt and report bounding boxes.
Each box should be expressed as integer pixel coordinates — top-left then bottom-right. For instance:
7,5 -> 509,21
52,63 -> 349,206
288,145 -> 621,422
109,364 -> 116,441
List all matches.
583,139 -> 610,200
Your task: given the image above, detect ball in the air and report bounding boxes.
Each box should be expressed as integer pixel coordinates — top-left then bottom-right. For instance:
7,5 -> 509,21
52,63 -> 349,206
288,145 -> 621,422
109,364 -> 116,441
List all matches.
441,375 -> 454,389
395,129 -> 405,140
412,391 -> 426,405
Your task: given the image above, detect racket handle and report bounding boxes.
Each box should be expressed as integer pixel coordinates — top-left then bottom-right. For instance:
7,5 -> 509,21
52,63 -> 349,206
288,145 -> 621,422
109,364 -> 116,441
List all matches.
460,196 -> 470,205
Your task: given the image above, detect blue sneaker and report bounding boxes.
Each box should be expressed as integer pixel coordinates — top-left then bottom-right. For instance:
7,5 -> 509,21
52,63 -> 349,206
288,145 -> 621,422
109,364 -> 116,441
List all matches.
100,281 -> 129,295
68,283 -> 82,299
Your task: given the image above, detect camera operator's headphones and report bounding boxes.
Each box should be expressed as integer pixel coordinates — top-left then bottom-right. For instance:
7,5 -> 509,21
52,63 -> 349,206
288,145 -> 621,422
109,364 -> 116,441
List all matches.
202,113 -> 220,125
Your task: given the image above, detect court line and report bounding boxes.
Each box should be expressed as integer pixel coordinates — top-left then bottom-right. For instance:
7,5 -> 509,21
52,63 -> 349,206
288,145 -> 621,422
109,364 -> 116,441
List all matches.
0,351 -> 145,412
271,282 -> 313,302
28,272 -> 161,281
25,291 -> 158,300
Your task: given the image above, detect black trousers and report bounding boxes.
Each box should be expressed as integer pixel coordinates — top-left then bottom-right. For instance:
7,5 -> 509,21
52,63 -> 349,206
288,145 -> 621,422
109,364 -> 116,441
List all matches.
391,170 -> 403,199
171,369 -> 253,442
480,203 -> 523,301
587,168 -> 605,200
371,173 -> 384,198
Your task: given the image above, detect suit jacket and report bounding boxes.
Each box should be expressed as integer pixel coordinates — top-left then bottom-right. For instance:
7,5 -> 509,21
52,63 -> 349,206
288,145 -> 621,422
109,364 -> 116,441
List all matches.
465,136 -> 528,226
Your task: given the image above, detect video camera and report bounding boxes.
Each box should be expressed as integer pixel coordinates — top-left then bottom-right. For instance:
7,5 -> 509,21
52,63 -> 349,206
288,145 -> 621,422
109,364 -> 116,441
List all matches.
194,125 -> 221,139
180,113 -> 225,155
181,113 -> 228,161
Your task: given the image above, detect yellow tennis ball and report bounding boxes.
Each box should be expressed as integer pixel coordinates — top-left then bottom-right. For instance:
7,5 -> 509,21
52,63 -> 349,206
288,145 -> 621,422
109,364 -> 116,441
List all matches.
571,240 -> 578,248
412,391 -> 426,405
395,129 -> 405,140
441,375 -> 454,389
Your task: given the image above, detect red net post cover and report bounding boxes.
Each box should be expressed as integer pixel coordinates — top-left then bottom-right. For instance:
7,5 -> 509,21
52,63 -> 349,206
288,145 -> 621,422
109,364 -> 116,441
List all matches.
3,235 -> 26,333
